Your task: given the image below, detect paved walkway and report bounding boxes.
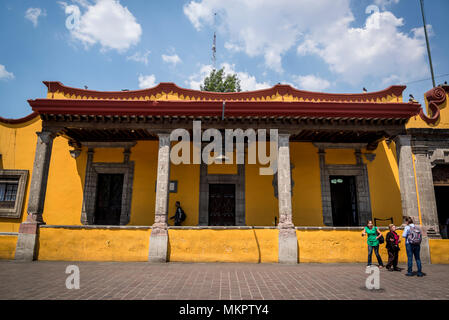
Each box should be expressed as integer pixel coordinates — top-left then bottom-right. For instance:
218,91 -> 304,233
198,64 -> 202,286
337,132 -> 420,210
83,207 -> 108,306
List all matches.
0,261 -> 448,300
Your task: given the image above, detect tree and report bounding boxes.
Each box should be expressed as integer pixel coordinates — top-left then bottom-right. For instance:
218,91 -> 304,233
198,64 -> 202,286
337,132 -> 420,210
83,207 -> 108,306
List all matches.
200,68 -> 241,92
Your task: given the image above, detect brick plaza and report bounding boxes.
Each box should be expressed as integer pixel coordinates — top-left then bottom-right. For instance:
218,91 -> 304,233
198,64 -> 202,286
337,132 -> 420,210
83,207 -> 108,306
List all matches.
0,261 -> 448,300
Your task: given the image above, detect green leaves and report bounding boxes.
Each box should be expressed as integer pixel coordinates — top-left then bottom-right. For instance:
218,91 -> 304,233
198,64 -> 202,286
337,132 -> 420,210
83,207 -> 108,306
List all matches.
200,68 -> 241,92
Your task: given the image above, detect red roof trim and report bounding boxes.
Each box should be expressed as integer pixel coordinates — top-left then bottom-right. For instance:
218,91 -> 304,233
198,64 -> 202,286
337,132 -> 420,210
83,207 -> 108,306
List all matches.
419,86 -> 448,124
0,111 -> 39,124
43,81 -> 406,103
28,99 -> 420,119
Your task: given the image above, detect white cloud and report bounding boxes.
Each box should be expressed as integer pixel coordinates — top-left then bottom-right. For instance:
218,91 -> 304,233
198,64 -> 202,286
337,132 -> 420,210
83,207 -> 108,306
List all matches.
0,65 -> 14,80
297,11 -> 429,85
25,8 -> 46,27
183,0 -> 353,73
138,74 -> 156,88
292,75 -> 331,91
187,63 -> 270,91
162,54 -> 182,66
60,0 -> 142,52
127,50 -> 151,65
184,0 -> 428,88
374,0 -> 400,10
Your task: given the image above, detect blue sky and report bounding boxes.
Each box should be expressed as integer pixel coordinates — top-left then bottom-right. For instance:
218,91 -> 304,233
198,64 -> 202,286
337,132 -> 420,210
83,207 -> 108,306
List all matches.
1,0 -> 448,118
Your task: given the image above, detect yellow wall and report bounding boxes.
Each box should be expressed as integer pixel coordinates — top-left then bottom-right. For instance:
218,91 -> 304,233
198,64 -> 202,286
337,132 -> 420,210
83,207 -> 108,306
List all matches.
366,141 -> 403,225
297,229 -> 407,263
32,228 -> 430,264
429,239 -> 449,264
168,228 -> 278,263
0,117 -> 41,232
38,227 -> 151,261
0,120 -> 407,230
0,235 -> 17,259
291,143 -> 323,226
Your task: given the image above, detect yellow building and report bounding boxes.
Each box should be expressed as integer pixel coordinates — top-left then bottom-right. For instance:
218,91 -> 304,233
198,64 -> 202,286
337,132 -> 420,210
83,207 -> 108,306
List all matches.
0,81 -> 448,264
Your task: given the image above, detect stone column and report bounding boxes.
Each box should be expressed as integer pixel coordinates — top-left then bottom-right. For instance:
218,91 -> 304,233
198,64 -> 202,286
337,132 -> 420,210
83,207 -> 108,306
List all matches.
148,133 -> 171,262
15,130 -> 55,261
395,135 -> 420,224
395,136 -> 439,263
413,145 -> 440,238
277,133 -> 298,264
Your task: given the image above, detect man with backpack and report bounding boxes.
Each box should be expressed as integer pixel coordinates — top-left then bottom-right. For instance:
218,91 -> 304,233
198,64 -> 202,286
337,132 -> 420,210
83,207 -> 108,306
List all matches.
402,217 -> 424,277
170,201 -> 186,226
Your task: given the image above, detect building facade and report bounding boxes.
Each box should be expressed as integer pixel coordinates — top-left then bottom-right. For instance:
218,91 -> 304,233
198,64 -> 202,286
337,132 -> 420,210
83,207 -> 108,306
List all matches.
0,81 -> 448,263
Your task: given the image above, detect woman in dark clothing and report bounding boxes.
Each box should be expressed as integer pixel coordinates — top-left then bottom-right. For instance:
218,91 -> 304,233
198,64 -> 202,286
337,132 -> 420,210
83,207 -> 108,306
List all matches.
386,224 -> 401,271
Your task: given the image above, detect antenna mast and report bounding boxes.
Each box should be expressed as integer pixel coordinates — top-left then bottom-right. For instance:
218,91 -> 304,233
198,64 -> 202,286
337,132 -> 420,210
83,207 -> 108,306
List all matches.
212,12 -> 217,70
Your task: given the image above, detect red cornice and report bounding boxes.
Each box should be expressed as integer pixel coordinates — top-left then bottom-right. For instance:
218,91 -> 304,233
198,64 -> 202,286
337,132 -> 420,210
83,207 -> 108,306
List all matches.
43,81 -> 407,103
0,111 -> 39,124
28,99 -> 420,119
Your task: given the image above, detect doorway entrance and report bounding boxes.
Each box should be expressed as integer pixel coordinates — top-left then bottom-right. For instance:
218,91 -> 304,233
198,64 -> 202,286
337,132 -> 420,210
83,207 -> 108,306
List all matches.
94,173 -> 124,225
435,186 -> 449,239
208,184 -> 236,226
329,175 -> 359,226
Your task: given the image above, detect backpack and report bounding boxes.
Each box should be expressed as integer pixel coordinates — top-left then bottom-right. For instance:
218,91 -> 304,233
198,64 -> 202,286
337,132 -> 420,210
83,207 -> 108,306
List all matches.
180,209 -> 186,222
407,225 -> 422,245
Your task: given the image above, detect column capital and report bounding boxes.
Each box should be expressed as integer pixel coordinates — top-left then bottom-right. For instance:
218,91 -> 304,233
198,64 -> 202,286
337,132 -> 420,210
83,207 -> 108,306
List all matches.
157,132 -> 171,145
393,134 -> 412,147
36,130 -> 57,144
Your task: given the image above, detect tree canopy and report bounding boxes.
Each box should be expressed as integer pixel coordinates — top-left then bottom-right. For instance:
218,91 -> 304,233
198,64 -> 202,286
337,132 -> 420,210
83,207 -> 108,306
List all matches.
200,68 -> 241,92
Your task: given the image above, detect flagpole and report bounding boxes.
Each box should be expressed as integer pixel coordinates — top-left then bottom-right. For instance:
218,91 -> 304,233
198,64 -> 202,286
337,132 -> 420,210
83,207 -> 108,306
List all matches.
420,0 -> 436,87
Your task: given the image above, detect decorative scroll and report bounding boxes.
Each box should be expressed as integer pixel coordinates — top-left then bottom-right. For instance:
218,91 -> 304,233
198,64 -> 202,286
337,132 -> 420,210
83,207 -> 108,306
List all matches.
419,87 -> 447,125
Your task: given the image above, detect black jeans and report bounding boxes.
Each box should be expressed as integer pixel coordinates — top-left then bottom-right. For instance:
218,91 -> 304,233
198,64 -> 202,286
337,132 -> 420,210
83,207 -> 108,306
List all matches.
368,245 -> 383,266
386,247 -> 399,269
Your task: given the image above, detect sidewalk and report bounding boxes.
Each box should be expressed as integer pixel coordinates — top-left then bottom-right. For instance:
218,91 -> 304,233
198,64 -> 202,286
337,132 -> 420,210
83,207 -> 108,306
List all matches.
0,261 -> 448,300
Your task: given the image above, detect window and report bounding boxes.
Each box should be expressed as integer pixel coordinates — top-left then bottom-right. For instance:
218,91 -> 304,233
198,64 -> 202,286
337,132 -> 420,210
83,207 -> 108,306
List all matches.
0,170 -> 28,218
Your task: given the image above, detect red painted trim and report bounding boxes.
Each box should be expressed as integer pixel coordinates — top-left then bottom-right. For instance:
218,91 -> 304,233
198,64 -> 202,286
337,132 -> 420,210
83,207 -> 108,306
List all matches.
28,99 -> 420,119
419,86 -> 447,125
0,111 -> 39,124
43,81 -> 407,103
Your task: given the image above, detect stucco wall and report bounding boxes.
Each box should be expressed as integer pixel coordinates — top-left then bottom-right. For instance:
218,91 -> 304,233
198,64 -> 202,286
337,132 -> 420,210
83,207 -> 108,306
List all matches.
0,235 -> 17,259
429,239 -> 449,264
37,227 -> 151,261
168,228 -> 278,263
297,229 -> 407,263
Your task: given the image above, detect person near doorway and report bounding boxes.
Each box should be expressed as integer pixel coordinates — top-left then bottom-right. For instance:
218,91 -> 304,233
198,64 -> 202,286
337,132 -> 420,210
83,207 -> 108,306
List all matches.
385,224 -> 401,272
402,216 -> 424,277
170,201 -> 186,226
362,220 -> 384,268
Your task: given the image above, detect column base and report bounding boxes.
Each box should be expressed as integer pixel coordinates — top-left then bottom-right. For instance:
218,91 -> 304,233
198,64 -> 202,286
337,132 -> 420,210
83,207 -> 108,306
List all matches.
420,236 -> 431,264
15,222 -> 41,262
148,227 -> 168,263
278,227 -> 298,264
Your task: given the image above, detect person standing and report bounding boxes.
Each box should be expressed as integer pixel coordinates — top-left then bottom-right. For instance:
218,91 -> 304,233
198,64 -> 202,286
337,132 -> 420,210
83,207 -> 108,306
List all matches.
385,224 -> 401,271
169,201 -> 186,226
402,217 -> 424,277
362,220 -> 384,268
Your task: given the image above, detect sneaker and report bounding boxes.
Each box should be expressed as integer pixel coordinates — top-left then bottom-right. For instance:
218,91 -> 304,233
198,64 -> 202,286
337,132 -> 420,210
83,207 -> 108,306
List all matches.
405,273 -> 414,276
393,267 -> 401,272
417,272 -> 425,277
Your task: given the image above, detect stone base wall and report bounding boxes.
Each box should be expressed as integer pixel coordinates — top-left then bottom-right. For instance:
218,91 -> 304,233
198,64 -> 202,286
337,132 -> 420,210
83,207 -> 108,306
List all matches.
3,226 -> 447,264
